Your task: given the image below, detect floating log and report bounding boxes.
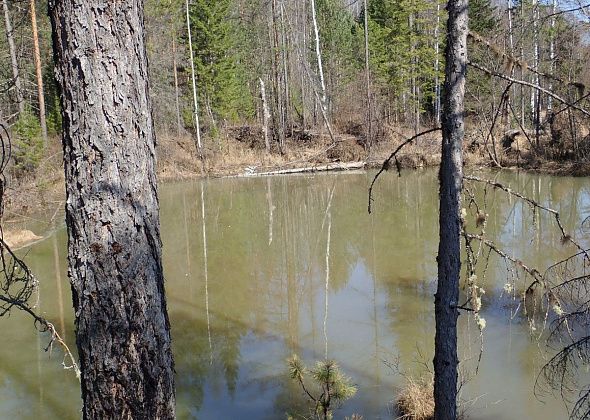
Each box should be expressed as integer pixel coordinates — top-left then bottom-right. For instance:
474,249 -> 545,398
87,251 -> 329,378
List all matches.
231,161 -> 367,178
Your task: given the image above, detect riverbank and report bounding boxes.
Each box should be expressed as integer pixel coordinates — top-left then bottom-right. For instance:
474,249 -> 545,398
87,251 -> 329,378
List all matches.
2,124 -> 588,247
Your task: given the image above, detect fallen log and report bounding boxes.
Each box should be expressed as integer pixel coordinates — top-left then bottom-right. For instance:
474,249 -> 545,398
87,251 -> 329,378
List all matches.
231,161 -> 367,178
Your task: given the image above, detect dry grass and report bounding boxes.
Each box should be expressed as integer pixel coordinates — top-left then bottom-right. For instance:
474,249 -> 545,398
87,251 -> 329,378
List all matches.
395,375 -> 435,420
3,229 -> 43,249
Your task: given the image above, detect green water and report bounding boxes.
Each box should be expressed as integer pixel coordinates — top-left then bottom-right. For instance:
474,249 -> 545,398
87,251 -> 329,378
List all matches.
1,169 -> 589,419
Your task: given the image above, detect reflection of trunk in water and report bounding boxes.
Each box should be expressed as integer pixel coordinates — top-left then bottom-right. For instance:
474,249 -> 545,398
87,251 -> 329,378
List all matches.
200,182 -> 213,365
286,192 -> 299,353
52,235 -> 66,339
182,193 -> 192,297
267,178 -> 274,246
371,214 -> 380,386
35,286 -> 44,414
324,209 -> 331,360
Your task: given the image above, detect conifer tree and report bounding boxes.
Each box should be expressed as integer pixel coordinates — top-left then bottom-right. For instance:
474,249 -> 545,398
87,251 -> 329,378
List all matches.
189,0 -> 253,126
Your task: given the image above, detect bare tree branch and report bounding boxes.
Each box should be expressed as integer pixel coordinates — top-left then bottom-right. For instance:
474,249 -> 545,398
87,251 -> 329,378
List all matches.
367,127 -> 441,214
468,61 -> 590,118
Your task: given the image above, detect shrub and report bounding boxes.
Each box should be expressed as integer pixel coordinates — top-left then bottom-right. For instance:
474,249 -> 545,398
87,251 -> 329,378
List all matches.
13,108 -> 43,175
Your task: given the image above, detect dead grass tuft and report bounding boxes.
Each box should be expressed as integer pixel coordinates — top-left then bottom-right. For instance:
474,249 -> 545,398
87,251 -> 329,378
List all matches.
395,375 -> 434,420
4,229 -> 43,249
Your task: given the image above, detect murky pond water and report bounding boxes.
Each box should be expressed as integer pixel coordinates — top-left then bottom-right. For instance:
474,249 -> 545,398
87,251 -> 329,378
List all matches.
1,169 -> 589,419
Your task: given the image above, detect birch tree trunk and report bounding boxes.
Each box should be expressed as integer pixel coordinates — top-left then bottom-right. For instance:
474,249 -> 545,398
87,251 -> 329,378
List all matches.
2,0 -> 24,116
186,0 -> 203,158
48,1 -> 176,418
363,0 -> 372,150
548,0 -> 557,112
270,0 -> 286,153
171,16 -> 183,137
434,0 -> 468,418
310,0 -> 327,111
531,0 -> 540,144
260,78 -> 271,153
30,0 -> 47,145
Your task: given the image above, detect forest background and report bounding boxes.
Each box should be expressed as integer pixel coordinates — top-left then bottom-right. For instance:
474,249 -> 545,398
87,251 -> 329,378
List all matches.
1,0 -> 589,218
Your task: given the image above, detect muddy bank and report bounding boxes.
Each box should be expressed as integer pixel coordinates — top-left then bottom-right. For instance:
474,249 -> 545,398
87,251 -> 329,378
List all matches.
2,124 -> 586,243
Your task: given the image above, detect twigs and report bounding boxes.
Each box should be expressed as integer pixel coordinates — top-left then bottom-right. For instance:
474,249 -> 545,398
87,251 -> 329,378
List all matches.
464,233 -> 544,283
0,120 -> 80,381
465,171 -> 590,417
464,175 -> 586,256
468,60 -> 590,118
367,127 -> 441,214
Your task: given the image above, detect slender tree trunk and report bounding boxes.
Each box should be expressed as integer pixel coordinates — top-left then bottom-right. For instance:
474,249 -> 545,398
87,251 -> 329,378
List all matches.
520,0 -> 525,129
301,0 -> 308,129
548,0 -> 557,112
271,0 -> 286,153
409,12 -> 419,135
186,0 -> 203,158
505,0 -> 514,132
48,1 -> 176,418
310,0 -> 327,111
2,0 -> 24,116
532,0 -> 540,144
172,29 -> 182,137
279,1 -> 292,138
434,1 -> 468,419
260,77 -> 271,153
434,2 -> 442,126
30,0 -> 47,145
363,0 -> 372,150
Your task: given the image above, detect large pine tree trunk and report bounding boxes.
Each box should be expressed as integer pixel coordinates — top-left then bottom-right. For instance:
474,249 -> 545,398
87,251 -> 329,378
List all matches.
434,1 -> 468,419
48,1 -> 176,418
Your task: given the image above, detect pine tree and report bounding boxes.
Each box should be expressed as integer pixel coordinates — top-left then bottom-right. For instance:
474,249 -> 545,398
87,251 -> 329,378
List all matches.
189,0 -> 253,127
367,0 -> 443,124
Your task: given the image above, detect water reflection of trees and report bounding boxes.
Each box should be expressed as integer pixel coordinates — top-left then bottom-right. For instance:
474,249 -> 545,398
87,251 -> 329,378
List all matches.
160,172 -> 443,415
155,170 -> 590,417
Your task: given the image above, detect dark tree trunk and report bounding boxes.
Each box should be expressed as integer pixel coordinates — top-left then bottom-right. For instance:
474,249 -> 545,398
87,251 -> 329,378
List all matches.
434,1 -> 468,419
49,1 -> 176,419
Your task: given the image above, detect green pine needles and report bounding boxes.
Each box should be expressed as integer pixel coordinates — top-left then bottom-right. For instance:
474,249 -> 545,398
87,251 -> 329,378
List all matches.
188,0 -> 254,126
288,355 -> 357,420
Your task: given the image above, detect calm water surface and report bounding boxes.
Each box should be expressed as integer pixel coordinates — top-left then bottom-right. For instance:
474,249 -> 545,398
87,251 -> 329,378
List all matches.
1,169 -> 589,419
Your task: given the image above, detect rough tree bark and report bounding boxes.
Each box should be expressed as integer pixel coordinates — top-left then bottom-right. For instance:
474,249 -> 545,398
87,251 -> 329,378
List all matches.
434,1 -> 468,419
48,1 -> 176,418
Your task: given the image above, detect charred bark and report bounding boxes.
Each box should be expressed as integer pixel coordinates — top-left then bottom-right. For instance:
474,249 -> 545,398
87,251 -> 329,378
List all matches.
434,1 -> 468,419
49,1 -> 176,418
